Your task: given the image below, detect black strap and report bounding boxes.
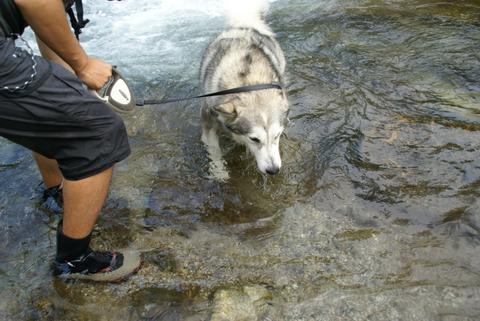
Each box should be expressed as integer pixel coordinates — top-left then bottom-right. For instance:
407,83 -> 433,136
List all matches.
66,0 -> 89,39
136,83 -> 283,106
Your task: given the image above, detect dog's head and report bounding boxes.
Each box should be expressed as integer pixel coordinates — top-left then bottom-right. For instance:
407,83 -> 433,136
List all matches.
212,89 -> 289,175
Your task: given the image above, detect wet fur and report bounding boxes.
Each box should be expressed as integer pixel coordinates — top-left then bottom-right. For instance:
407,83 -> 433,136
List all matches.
200,4 -> 289,179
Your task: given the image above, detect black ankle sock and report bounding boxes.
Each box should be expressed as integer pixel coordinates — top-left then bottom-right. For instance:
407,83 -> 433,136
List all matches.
56,226 -> 91,262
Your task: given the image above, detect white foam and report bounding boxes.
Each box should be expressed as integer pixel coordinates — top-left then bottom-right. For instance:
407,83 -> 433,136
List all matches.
224,0 -> 272,35
27,0 -> 278,88
81,0 -> 233,85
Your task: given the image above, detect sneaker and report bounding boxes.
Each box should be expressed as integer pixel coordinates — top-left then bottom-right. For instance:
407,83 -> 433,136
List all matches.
53,248 -> 141,282
41,185 -> 63,214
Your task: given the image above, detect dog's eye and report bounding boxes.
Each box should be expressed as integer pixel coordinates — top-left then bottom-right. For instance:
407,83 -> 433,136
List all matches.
250,137 -> 261,143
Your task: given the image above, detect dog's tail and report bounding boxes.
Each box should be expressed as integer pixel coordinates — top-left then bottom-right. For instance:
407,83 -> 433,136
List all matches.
224,0 -> 272,35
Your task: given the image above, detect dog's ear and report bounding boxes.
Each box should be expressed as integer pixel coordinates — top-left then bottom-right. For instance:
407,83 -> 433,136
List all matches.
212,102 -> 238,118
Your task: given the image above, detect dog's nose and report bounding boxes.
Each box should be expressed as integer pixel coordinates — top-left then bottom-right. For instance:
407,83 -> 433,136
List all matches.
266,166 -> 280,175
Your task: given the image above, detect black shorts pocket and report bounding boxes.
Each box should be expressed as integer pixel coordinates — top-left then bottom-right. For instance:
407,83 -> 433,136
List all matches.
49,62 -> 87,97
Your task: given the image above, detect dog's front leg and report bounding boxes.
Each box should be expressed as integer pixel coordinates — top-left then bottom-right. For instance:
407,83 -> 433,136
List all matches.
201,125 -> 230,181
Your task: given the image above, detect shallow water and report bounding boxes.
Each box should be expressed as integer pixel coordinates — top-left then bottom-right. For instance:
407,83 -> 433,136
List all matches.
1,0 -> 480,320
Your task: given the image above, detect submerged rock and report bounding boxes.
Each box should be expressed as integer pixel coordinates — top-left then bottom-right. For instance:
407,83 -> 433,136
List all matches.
210,285 -> 271,321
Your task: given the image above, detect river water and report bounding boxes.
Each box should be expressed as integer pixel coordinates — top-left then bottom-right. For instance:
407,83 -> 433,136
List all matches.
1,0 -> 479,320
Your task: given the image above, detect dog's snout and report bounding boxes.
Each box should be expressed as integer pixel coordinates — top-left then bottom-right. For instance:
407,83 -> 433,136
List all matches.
266,166 -> 280,175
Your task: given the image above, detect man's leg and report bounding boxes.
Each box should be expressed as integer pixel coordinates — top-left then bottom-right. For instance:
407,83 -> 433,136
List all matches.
35,37 -> 113,244
35,37 -> 114,238
33,153 -> 63,189
35,37 -> 138,279
35,151 -> 113,242
1,36 -> 138,281
34,37 -> 71,191
62,168 -> 112,239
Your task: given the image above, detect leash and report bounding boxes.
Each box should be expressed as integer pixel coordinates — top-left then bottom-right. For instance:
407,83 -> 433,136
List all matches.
135,83 -> 283,106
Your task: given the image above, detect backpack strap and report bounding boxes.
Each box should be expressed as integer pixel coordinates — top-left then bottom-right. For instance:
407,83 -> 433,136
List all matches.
65,0 -> 89,39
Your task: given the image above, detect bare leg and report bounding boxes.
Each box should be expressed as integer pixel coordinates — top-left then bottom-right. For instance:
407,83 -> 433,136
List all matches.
33,153 -> 63,189
35,36 -> 112,239
31,35 -> 140,280
62,168 -> 113,239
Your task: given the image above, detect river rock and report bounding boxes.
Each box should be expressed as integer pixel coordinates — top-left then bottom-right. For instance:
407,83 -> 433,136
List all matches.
210,285 -> 271,321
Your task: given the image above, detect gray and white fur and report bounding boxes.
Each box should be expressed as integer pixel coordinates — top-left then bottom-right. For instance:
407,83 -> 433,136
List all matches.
200,0 -> 288,179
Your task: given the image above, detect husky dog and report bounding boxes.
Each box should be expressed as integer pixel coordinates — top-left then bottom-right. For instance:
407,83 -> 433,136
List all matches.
200,0 -> 288,179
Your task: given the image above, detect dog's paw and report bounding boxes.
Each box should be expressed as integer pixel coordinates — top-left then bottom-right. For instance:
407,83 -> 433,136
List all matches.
208,159 -> 230,182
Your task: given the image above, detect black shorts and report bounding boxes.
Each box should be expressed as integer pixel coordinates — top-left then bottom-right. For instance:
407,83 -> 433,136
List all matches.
0,38 -> 130,181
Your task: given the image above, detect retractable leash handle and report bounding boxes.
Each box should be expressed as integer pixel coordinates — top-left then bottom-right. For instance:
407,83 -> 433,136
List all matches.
94,67 -> 136,114
66,1 -> 135,113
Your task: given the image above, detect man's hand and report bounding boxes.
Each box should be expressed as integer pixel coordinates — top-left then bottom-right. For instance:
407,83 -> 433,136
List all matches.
77,58 -> 112,91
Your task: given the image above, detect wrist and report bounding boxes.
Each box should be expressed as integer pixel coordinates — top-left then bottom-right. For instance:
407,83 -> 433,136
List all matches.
70,52 -> 89,75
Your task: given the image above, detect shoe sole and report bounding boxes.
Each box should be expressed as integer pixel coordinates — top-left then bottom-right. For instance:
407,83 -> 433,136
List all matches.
58,250 -> 141,282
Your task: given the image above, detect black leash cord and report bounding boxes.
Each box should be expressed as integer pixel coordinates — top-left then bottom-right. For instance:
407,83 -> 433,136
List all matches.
135,83 -> 283,106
